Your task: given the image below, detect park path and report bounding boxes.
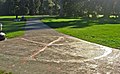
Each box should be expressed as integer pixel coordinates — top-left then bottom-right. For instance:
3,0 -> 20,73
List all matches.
0,18 -> 120,74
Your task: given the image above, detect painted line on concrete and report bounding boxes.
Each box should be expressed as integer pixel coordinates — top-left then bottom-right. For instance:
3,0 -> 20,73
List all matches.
21,37 -> 64,59
21,38 -> 46,45
21,36 -> 112,63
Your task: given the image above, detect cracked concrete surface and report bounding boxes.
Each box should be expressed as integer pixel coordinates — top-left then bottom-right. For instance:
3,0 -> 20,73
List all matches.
0,19 -> 120,74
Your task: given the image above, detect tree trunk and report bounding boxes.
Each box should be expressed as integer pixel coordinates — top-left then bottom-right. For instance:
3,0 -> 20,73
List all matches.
59,0 -> 63,17
16,15 -> 18,19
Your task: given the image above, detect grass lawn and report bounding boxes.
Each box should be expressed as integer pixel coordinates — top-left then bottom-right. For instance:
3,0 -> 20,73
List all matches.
0,15 -> 39,38
41,17 -> 120,49
0,70 -> 12,74
0,16 -> 25,38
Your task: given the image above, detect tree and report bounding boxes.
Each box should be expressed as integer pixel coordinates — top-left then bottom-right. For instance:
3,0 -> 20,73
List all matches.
59,0 -> 63,16
34,0 -> 41,14
28,0 -> 41,15
1,0 -> 120,18
19,0 -> 29,15
4,0 -> 15,15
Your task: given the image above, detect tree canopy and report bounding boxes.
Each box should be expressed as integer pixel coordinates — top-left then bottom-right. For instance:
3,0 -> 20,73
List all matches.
0,0 -> 120,18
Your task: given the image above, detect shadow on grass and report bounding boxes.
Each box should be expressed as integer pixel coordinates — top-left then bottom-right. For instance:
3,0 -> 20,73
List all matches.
3,22 -> 25,33
0,18 -> 25,34
0,18 -> 15,21
41,16 -> 120,29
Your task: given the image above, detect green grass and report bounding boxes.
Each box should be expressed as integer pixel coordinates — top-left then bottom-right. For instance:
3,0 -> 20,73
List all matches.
0,16 -> 25,38
0,15 -> 39,38
41,17 -> 120,49
0,70 -> 12,74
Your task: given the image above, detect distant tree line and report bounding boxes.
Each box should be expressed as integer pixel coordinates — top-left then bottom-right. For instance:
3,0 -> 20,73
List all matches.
0,0 -> 60,16
0,0 -> 120,18
62,0 -> 120,18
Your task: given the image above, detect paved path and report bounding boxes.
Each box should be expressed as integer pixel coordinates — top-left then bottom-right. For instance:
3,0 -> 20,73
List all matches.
0,19 -> 120,74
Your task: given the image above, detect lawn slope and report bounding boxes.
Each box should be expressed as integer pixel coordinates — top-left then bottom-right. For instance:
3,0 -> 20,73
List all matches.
42,17 -> 120,49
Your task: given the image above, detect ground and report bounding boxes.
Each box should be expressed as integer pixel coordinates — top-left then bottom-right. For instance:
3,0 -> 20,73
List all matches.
0,18 -> 120,74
